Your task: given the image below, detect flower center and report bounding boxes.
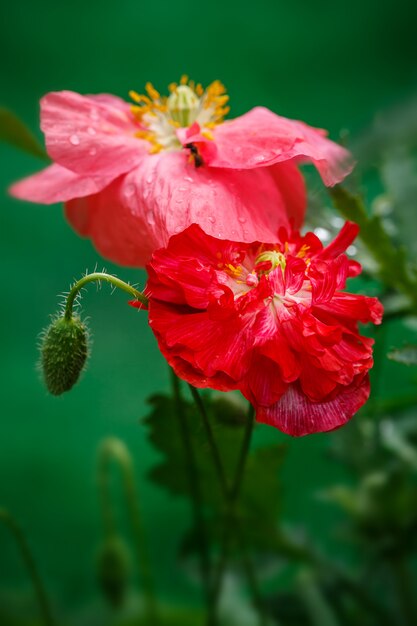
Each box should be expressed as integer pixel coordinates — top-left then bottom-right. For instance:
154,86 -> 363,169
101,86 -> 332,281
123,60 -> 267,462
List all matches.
254,250 -> 286,274
129,75 -> 230,154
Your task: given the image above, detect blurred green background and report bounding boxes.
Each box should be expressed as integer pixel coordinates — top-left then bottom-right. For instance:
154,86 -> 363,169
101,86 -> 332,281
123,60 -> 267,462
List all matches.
1,0 -> 417,621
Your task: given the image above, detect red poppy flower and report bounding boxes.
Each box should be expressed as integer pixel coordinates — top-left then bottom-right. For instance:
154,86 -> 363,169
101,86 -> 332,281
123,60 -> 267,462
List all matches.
142,223 -> 383,436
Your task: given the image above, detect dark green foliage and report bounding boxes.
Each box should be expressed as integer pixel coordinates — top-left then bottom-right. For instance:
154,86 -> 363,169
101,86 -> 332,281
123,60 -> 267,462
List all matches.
40,315 -> 88,395
0,108 -> 48,160
143,392 -> 286,557
329,186 -> 417,309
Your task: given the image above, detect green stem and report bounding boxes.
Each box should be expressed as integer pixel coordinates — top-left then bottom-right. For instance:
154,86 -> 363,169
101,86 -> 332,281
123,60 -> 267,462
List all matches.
230,404 -> 255,501
64,272 -> 148,321
170,372 -> 213,609
188,385 -> 229,497
98,439 -> 159,626
187,388 -> 267,626
0,508 -> 55,626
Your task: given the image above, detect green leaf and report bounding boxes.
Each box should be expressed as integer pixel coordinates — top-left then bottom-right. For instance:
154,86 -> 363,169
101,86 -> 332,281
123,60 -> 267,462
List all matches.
329,186 -> 417,308
143,392 -> 242,506
387,345 -> 417,366
0,108 -> 48,160
143,392 -> 286,555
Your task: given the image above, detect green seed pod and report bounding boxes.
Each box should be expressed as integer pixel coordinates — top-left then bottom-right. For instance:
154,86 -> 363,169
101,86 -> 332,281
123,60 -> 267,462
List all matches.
97,535 -> 130,608
40,315 -> 88,395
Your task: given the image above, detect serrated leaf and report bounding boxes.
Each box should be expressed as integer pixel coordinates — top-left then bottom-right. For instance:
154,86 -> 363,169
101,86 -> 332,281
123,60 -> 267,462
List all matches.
0,108 -> 48,160
387,345 -> 417,366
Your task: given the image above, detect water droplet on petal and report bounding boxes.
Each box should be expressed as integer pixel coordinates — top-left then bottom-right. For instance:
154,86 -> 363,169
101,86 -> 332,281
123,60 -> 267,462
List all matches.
174,225 -> 183,233
178,186 -> 188,192
124,184 -> 135,197
89,147 -> 97,156
87,126 -> 97,136
238,216 -> 246,224
183,176 -> 193,182
146,175 -> 154,185
90,108 -> 100,121
69,134 -> 80,146
146,210 -> 155,225
208,215 -> 216,224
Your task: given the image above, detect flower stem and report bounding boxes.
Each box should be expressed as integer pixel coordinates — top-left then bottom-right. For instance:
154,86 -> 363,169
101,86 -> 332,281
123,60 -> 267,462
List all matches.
187,388 -> 267,626
98,439 -> 159,625
230,403 -> 255,501
64,272 -> 148,321
170,372 -> 213,610
187,385 -> 229,496
0,508 -> 55,626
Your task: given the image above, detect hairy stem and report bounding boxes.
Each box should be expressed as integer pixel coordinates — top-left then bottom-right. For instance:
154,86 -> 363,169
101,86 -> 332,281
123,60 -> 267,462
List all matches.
64,272 -> 148,321
0,509 -> 55,626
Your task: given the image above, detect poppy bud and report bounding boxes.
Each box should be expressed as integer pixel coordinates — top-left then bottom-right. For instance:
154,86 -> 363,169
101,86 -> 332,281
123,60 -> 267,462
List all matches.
40,315 -> 88,395
97,535 -> 130,608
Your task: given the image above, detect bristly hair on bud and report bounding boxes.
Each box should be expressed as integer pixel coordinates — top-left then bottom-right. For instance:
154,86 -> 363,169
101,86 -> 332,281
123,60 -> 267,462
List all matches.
39,313 -> 89,395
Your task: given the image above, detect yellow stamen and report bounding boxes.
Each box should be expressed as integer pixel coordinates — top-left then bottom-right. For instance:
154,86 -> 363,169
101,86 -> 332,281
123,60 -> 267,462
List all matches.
129,76 -> 230,155
297,244 -> 310,259
201,129 -> 214,140
145,82 -> 161,101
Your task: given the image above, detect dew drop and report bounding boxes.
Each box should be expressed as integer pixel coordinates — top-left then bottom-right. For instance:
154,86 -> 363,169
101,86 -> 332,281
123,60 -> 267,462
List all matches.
124,184 -> 135,197
69,134 -> 80,146
146,210 -> 155,225
89,147 -> 97,156
146,175 -> 154,185
238,216 -> 246,224
208,215 -> 216,224
174,225 -> 183,233
90,108 -> 100,121
178,186 -> 188,192
87,126 -> 96,136
183,176 -> 193,182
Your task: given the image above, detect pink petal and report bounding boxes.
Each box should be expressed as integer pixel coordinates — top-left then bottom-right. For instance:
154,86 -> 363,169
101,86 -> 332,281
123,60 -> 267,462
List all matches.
119,152 -> 296,253
41,90 -> 146,179
65,177 -> 160,266
205,107 -> 354,186
255,375 -> 370,437
9,164 -> 113,204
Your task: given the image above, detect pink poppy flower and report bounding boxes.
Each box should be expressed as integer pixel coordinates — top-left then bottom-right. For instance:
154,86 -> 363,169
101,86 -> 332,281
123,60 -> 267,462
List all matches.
10,77 -> 353,267
141,222 -> 383,436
